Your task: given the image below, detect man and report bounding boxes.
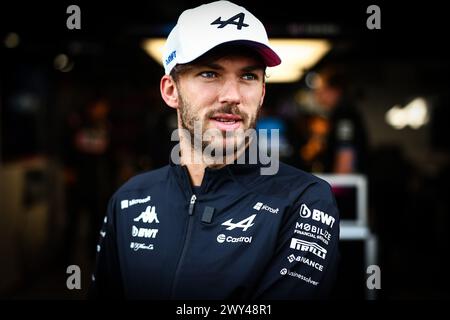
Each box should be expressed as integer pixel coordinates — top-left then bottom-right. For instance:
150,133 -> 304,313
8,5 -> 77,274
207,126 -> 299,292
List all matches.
313,66 -> 369,173
90,0 -> 339,299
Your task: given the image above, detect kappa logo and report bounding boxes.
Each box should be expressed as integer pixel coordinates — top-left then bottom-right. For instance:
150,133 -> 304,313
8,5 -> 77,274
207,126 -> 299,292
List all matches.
299,204 -> 336,228
211,12 -> 249,30
222,214 -> 256,231
134,206 -> 160,224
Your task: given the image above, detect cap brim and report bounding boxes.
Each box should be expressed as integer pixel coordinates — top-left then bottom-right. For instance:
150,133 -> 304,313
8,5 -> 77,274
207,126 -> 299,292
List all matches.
255,44 -> 282,67
185,40 -> 281,68
228,40 -> 281,67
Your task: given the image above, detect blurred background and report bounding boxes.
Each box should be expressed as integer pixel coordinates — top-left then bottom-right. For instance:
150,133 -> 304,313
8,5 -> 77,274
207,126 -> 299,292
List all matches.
1,0 -> 449,299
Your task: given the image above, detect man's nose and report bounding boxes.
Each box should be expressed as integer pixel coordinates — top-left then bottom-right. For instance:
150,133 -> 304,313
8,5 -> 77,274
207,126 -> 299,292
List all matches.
218,78 -> 241,105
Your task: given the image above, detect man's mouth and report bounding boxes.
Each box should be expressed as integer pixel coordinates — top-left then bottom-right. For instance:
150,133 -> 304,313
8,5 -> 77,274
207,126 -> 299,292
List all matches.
210,113 -> 243,131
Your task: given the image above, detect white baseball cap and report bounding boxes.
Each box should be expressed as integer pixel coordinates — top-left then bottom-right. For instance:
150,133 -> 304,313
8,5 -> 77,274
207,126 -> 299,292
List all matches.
162,0 -> 281,75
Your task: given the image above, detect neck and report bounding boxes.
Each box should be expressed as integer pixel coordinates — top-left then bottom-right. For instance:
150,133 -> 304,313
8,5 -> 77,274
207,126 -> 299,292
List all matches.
179,128 -> 250,187
179,139 -> 251,187
179,134 -> 216,187
176,114 -> 250,186
184,162 -> 208,187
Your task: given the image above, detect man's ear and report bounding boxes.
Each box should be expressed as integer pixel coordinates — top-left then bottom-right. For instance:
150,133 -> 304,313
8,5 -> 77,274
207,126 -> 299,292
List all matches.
260,81 -> 266,107
160,75 -> 179,109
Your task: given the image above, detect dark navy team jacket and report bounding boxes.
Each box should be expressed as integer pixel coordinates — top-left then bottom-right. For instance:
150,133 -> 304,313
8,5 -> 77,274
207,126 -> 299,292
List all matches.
90,158 -> 340,300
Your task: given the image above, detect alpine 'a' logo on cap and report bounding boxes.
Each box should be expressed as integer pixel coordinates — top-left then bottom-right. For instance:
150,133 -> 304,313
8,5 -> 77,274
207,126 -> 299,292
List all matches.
211,12 -> 249,30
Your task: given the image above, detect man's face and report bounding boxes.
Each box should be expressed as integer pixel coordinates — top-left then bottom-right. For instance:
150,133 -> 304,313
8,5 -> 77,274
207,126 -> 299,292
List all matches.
313,75 -> 341,112
174,55 -> 266,156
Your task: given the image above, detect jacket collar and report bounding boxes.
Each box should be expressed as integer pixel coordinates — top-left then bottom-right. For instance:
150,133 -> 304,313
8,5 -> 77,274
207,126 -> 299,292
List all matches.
169,141 -> 263,196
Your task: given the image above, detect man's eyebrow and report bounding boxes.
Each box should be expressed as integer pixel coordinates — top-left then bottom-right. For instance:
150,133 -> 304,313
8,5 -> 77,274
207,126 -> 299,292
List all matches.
196,62 -> 224,70
241,65 -> 265,72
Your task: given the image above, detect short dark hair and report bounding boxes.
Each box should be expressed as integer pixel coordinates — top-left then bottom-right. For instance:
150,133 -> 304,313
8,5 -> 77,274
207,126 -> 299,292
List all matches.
170,43 -> 267,82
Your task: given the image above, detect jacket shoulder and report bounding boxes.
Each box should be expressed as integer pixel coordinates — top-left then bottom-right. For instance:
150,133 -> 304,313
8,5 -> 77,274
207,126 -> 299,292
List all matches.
277,162 -> 330,187
254,162 -> 332,199
114,165 -> 170,195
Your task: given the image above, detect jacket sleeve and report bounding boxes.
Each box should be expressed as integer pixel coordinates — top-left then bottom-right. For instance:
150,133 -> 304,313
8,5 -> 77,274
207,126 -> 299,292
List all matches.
88,195 -> 125,299
252,180 -> 340,299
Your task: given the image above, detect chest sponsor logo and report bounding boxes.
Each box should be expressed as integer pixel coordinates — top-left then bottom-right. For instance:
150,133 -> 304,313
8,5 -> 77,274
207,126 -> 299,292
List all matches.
294,222 -> 331,245
131,225 -> 158,239
134,206 -> 160,224
217,233 -> 252,244
299,204 -> 335,228
279,268 -> 319,286
222,214 -> 256,231
290,237 -> 327,260
253,202 -> 279,214
121,196 -> 151,209
130,242 -> 154,251
287,254 -> 324,272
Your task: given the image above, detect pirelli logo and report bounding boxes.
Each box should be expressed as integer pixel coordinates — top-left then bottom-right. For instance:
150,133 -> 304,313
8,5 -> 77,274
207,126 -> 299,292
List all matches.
290,238 -> 327,260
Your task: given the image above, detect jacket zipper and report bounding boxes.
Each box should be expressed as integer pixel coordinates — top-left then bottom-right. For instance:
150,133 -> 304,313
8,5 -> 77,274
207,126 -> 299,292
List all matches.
188,194 -> 197,215
170,194 -> 197,298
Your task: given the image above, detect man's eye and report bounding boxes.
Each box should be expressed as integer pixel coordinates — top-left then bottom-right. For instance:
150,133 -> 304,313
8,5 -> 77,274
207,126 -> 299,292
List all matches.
242,73 -> 258,81
199,71 -> 217,78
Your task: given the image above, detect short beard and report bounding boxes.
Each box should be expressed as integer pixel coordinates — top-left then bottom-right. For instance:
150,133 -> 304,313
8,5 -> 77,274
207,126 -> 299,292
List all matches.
178,94 -> 260,158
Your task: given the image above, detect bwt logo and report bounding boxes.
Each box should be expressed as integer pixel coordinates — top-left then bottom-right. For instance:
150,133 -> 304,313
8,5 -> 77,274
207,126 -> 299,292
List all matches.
165,50 -> 176,65
131,226 -> 158,239
299,204 -> 335,228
